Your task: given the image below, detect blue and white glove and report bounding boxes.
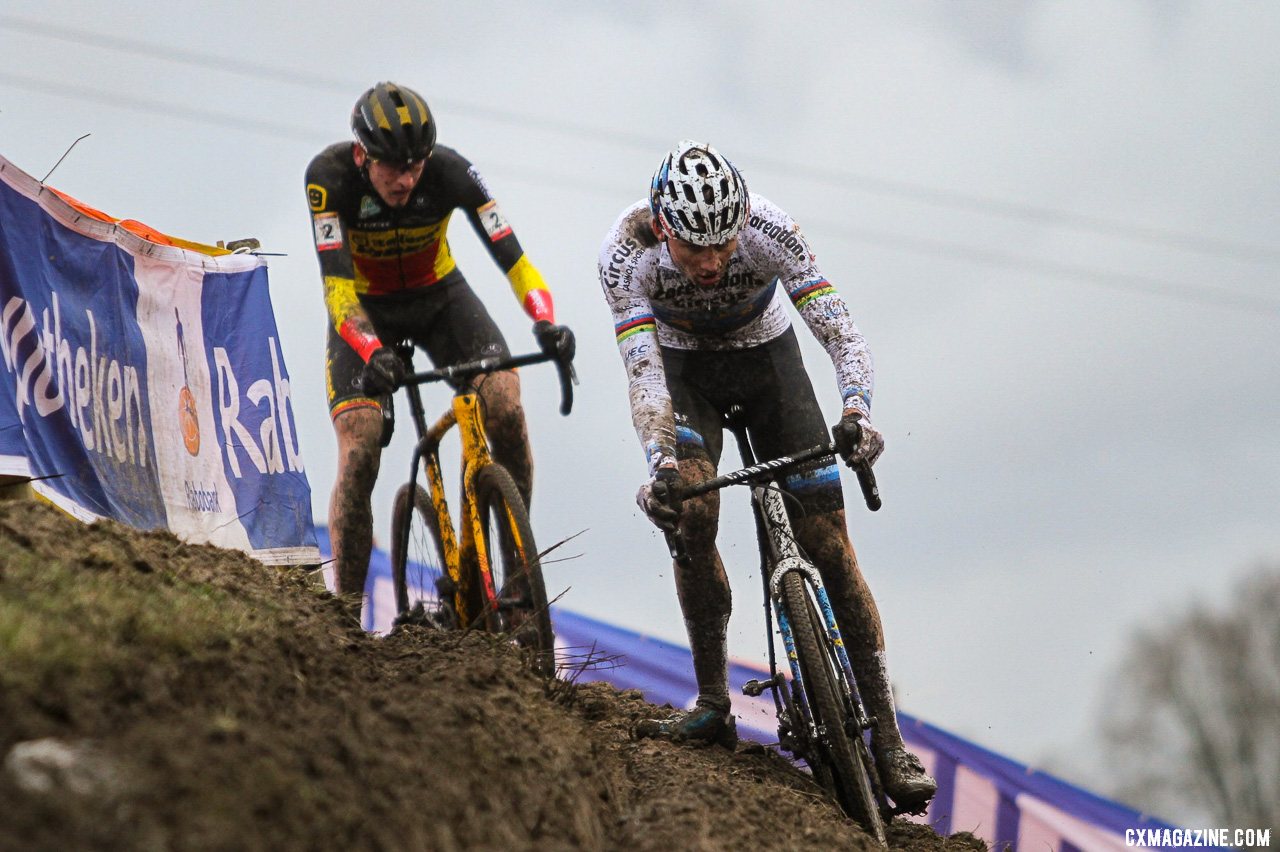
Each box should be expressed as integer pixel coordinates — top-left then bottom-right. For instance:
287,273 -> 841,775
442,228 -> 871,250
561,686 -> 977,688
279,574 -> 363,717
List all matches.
636,467 -> 682,532
832,411 -> 885,468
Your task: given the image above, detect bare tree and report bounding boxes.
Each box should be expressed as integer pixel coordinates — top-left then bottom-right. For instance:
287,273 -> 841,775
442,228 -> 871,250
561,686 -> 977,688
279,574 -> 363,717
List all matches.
1100,562 -> 1280,829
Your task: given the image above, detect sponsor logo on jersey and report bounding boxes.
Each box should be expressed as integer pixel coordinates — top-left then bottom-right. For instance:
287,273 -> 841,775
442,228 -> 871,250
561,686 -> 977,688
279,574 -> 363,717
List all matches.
749,215 -> 808,262
603,238 -> 640,288
652,269 -> 768,305
649,272 -> 777,335
358,196 -> 381,218
467,165 -> 492,198
307,184 -> 327,211
312,212 -> 343,251
349,221 -> 447,257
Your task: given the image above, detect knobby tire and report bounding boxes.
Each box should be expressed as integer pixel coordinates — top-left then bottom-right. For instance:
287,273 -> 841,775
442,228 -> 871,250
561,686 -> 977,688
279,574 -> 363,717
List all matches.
474,464 -> 555,676
389,482 -> 446,618
782,570 -> 886,843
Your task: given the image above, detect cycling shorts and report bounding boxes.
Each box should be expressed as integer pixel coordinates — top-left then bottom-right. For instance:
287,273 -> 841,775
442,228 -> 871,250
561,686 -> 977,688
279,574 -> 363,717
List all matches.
662,327 -> 844,516
326,279 -> 511,417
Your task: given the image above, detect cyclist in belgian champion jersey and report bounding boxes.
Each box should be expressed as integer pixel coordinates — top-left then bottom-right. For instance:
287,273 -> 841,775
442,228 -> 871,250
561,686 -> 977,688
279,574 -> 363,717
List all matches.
598,141 -> 936,810
308,82 -> 573,608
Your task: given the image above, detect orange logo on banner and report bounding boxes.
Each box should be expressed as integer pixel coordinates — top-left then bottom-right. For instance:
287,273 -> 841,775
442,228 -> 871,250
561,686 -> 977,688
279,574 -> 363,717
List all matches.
174,307 -> 201,457
179,386 -> 200,456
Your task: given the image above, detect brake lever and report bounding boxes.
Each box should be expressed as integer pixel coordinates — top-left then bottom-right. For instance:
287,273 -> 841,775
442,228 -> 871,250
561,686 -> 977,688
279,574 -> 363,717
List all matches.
555,355 -> 577,416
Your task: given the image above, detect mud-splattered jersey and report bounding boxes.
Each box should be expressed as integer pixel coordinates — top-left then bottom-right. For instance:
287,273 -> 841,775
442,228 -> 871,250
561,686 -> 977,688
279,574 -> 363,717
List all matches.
599,194 -> 874,474
306,142 -> 553,360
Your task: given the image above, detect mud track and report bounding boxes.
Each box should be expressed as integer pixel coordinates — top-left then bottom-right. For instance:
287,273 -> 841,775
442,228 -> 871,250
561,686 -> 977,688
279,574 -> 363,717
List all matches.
0,502 -> 984,851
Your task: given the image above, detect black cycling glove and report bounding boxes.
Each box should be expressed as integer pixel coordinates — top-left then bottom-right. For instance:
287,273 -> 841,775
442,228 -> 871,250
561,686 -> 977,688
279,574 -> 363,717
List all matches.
360,346 -> 405,396
533,320 -> 576,361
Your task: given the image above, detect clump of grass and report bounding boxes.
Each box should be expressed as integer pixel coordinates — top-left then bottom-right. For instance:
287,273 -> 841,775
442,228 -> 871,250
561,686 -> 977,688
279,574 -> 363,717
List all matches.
0,537 -> 257,697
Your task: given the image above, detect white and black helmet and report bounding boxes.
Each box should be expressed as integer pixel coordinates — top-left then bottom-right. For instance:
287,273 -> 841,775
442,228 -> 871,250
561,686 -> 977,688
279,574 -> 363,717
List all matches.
649,140 -> 749,246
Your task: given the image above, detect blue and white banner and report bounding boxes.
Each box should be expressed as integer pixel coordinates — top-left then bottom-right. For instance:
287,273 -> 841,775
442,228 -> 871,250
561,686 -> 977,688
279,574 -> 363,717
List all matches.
0,155 -> 318,564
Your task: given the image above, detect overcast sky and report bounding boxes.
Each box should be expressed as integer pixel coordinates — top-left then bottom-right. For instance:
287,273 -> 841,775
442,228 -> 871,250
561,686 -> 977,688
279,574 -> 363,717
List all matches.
4,1 -> 1277,799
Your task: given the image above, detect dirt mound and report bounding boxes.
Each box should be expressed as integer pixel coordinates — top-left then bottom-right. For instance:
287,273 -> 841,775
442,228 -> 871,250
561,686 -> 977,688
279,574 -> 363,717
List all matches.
0,501 -> 984,851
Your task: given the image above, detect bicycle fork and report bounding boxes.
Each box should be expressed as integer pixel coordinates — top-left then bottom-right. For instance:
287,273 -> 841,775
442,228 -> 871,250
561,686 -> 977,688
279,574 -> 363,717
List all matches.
751,485 -> 877,757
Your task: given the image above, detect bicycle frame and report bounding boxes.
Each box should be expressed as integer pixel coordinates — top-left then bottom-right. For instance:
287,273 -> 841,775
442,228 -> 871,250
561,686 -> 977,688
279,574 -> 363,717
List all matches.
402,381 -> 497,627
392,344 -> 574,628
665,409 -> 887,834
733,430 -> 877,752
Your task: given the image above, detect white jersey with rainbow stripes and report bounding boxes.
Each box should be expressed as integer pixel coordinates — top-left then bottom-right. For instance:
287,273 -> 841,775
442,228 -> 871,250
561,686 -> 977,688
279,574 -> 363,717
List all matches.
598,193 -> 875,474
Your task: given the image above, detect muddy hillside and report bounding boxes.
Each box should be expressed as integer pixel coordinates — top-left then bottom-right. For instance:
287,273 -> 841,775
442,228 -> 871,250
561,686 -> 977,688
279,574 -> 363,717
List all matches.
0,501 -> 985,851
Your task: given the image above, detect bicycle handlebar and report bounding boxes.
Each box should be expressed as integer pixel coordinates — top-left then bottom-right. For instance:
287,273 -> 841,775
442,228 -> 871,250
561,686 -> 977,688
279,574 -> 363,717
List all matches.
674,441 -> 881,512
401,349 -> 577,416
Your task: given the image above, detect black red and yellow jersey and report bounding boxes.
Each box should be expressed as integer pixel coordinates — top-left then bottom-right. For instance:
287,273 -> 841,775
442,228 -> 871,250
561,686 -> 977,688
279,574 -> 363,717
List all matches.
305,142 -> 554,359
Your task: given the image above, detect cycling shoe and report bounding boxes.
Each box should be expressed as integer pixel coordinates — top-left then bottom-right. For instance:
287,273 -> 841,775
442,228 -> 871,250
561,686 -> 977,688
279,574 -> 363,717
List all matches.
634,703 -> 738,749
876,744 -> 937,810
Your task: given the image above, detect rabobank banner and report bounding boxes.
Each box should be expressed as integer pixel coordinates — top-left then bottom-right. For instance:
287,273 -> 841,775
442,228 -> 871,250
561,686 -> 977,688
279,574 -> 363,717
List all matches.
0,155 -> 318,565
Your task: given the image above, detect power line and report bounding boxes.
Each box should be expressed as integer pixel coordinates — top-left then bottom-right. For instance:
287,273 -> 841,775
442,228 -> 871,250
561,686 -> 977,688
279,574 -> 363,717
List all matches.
2,56 -> 1274,318
0,71 -> 318,144
818,225 -> 1280,315
3,12 -> 1278,265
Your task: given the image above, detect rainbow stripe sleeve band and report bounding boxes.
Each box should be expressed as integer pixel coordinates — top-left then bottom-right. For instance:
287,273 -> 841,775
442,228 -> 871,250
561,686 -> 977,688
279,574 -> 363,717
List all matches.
789,278 -> 835,311
615,315 -> 656,343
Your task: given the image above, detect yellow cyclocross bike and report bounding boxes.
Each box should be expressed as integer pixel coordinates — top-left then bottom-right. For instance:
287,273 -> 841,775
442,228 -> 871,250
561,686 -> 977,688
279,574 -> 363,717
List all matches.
383,340 -> 574,675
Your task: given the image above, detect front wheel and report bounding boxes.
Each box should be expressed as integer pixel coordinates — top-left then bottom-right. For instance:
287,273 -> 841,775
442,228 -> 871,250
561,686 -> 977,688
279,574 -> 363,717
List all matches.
473,464 -> 555,676
781,570 -> 886,843
389,482 -> 448,620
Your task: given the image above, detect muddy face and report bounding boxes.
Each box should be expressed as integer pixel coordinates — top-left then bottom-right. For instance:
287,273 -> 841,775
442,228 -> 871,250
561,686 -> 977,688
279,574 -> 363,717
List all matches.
666,236 -> 738,289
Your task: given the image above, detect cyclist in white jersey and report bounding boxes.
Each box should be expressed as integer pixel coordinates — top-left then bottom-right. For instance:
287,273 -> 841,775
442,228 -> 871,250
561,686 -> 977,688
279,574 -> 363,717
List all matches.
599,140 -> 936,811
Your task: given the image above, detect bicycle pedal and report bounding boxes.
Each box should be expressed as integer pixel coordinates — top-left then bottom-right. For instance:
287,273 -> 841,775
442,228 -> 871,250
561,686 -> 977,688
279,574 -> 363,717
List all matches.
742,674 -> 781,697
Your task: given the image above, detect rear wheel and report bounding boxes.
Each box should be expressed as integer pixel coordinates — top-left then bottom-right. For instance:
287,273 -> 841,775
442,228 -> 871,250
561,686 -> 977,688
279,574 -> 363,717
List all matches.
473,464 -> 555,676
782,570 -> 886,842
389,482 -> 448,620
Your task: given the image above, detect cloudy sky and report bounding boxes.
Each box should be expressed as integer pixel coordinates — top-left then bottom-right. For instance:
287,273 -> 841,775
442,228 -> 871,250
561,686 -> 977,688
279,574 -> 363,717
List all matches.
4,1 -> 1277,799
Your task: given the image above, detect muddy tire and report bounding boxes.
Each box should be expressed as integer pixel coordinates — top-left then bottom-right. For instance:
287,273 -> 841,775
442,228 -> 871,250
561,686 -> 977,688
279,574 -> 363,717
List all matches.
389,482 -> 446,618
782,570 -> 886,842
473,464 -> 555,676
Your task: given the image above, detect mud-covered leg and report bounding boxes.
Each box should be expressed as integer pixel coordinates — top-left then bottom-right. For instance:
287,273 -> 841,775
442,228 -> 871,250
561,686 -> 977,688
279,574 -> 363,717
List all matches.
673,458 -> 732,714
475,370 -> 533,507
329,407 -> 383,601
634,457 -> 737,747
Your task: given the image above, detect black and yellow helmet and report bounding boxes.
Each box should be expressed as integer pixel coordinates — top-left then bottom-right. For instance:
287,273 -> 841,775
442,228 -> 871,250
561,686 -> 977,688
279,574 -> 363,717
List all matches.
350,82 -> 436,165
